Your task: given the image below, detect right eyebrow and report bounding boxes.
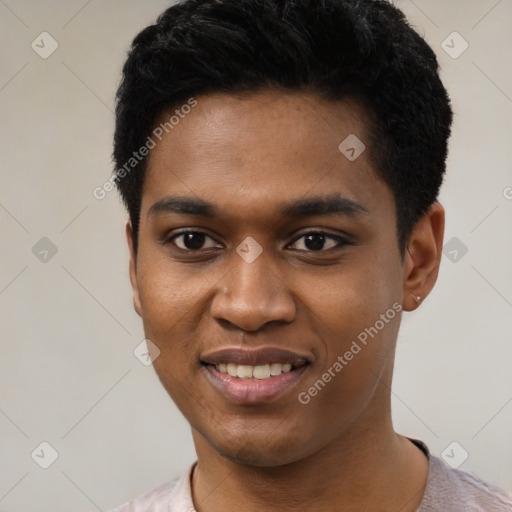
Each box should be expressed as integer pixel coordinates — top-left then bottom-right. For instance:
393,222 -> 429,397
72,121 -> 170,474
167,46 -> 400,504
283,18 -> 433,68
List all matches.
147,196 -> 217,219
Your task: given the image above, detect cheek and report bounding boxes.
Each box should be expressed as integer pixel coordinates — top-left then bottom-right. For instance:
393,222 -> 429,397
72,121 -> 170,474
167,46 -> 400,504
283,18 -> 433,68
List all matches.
134,251 -> 229,389
302,251 -> 402,340
294,253 -> 402,405
137,262 -> 205,413
134,259 -> 201,380
137,252 -> 188,315
135,247 -> 215,332
296,310 -> 400,441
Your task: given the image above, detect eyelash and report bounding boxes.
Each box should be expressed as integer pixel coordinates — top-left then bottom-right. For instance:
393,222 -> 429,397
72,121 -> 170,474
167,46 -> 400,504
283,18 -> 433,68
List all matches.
164,229 -> 352,253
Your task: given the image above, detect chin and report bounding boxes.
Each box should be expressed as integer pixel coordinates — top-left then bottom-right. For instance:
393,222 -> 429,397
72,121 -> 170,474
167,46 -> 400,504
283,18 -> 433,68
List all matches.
201,422 -> 316,467
217,443 -> 302,467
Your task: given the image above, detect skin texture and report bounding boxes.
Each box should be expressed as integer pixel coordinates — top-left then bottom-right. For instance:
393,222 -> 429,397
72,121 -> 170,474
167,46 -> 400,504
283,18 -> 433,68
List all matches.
126,91 -> 445,511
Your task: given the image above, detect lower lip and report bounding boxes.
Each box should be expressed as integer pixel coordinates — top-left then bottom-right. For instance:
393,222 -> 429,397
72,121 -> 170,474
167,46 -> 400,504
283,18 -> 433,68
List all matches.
203,364 -> 309,404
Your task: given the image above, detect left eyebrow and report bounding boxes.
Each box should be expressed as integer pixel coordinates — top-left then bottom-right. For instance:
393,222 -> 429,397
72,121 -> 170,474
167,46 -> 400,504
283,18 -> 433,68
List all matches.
279,194 -> 368,218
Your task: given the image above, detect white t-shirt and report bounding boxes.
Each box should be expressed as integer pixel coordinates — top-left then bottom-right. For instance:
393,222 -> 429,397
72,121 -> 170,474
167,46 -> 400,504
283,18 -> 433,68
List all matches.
108,439 -> 512,512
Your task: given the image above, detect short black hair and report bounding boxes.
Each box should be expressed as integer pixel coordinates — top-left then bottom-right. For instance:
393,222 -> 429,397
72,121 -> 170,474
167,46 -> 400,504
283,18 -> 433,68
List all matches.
113,0 -> 452,253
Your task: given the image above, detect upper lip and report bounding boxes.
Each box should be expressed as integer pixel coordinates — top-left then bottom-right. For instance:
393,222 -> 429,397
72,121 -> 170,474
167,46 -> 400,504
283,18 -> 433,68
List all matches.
200,346 -> 312,366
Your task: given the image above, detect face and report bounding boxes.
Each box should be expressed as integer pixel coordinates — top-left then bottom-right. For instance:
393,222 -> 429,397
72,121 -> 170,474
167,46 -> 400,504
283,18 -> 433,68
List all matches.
127,91 -> 432,466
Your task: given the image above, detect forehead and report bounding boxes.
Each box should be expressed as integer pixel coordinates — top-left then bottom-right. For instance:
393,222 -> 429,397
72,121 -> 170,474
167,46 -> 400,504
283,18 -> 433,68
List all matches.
142,91 -> 389,219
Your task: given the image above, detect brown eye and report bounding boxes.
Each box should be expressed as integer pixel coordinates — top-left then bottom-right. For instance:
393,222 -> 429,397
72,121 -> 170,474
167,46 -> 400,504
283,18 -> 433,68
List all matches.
168,231 -> 220,251
288,232 -> 349,252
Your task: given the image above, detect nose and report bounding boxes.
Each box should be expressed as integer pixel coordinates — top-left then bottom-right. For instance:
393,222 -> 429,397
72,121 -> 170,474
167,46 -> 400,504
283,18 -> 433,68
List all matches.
210,251 -> 296,332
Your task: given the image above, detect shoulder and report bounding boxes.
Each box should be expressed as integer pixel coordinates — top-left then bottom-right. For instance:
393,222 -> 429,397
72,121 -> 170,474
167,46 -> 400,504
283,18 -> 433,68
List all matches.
107,480 -> 178,512
418,454 -> 512,512
107,464 -> 196,512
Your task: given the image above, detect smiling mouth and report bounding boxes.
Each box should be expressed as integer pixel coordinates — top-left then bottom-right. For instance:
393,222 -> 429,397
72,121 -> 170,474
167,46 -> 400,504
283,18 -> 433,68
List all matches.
210,362 -> 305,380
200,346 -> 312,402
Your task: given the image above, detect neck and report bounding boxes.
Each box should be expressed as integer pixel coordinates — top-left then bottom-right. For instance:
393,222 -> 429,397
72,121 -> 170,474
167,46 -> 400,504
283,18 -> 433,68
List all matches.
190,398 -> 428,512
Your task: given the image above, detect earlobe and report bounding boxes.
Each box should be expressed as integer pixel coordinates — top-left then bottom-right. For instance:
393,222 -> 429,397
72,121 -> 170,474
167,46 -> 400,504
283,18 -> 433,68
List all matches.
401,202 -> 445,312
126,221 -> 143,317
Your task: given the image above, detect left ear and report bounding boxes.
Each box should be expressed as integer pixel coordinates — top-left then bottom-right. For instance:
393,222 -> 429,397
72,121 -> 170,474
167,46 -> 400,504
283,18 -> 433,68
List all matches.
401,202 -> 445,312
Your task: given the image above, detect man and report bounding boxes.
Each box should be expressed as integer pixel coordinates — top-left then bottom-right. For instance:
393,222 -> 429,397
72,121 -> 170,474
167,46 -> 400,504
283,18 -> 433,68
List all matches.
109,0 -> 512,510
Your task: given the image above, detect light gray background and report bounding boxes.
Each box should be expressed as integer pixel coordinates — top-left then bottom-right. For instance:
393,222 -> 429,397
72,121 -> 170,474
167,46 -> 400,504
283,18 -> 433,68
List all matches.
0,1 -> 511,510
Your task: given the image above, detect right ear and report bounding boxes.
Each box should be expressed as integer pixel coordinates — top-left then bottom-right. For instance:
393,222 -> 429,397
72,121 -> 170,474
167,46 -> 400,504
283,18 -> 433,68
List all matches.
126,220 -> 142,317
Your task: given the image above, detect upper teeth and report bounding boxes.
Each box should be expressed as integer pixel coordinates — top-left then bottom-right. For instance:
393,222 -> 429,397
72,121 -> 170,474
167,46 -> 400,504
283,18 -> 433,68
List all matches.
215,362 -> 293,379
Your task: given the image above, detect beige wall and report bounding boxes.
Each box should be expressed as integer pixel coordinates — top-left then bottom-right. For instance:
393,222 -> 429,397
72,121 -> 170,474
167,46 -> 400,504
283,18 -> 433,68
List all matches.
0,1 -> 510,509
